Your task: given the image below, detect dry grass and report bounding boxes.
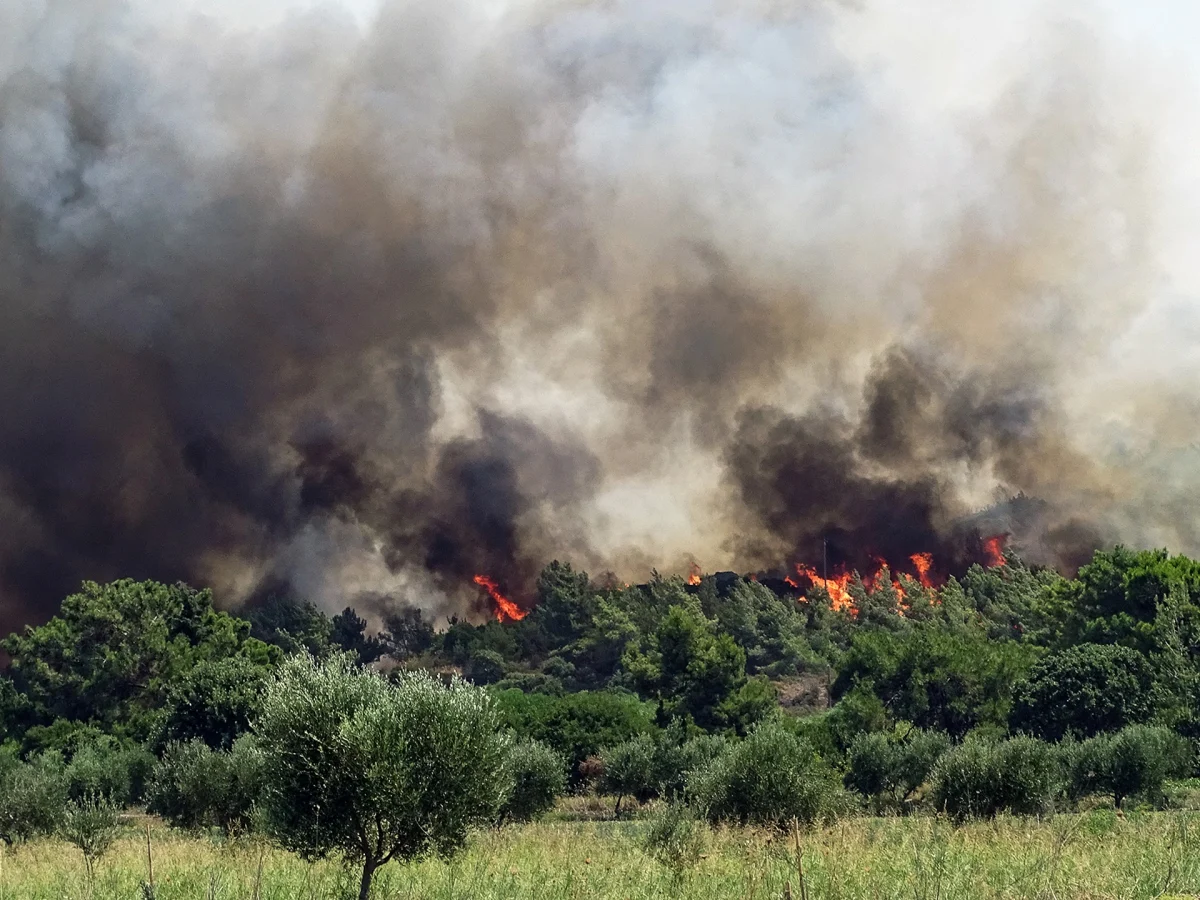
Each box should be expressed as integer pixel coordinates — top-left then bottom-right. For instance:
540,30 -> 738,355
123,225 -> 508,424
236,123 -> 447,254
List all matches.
5,808 -> 1200,900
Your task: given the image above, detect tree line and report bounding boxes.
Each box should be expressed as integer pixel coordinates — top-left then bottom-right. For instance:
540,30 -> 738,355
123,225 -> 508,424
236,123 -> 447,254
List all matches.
2,546 -> 1200,894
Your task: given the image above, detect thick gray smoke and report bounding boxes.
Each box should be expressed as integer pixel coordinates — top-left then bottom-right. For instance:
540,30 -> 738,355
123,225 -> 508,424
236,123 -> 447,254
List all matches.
2,0 -> 1198,629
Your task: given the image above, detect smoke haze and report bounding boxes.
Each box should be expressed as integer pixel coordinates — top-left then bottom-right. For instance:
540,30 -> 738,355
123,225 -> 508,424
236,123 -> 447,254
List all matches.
2,0 -> 1198,629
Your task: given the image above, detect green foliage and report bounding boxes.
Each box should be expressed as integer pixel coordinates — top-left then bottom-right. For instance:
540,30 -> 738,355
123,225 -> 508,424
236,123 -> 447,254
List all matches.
499,739 -> 566,824
653,731 -> 730,801
2,579 -> 277,742
688,718 -> 842,828
599,735 -> 657,814
1051,547 -> 1200,650
61,794 -> 121,881
331,607 -> 386,665
1103,724 -> 1190,808
65,740 -> 133,805
643,802 -> 704,877
845,727 -> 950,811
147,735 -> 262,833
0,751 -> 67,843
1011,643 -> 1156,740
255,654 -> 510,900
624,601 -> 757,732
465,649 -> 508,686
154,655 -> 272,750
246,594 -> 335,657
491,688 -> 656,779
834,625 -> 1036,739
931,735 -> 1060,821
381,606 -> 435,659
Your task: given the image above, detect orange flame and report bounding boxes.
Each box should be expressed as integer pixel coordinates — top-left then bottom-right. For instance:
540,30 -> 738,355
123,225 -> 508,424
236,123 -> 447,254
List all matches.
686,562 -> 702,586
473,574 -> 527,623
910,552 -> 936,589
795,563 -> 856,614
982,536 -> 1006,568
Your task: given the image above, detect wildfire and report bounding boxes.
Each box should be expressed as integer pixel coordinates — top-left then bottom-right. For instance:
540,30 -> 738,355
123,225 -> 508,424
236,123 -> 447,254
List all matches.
473,574 -> 527,623
794,563 -> 856,613
910,552 -> 936,589
982,535 -> 1007,568
686,562 -> 703,586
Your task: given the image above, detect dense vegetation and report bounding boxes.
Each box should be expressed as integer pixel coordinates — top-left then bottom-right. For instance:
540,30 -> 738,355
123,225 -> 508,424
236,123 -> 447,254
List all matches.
3,546 -> 1200,894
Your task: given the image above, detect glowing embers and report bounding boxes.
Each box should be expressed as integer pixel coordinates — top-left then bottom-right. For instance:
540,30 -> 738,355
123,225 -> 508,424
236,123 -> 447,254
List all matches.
473,574 -> 527,622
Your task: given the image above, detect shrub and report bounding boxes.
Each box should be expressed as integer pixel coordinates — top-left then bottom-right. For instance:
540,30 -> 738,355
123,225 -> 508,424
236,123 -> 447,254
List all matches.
147,735 -> 261,833
688,719 -> 841,828
846,728 -> 950,812
66,741 -> 133,806
932,736 -> 1059,821
643,802 -> 704,877
255,655 -> 510,900
499,739 -> 566,823
930,739 -> 995,822
654,733 -> 729,801
845,732 -> 895,812
993,735 -> 1061,817
0,751 -> 67,843
465,649 -> 507,686
1104,725 -> 1190,808
600,735 -> 657,815
1059,734 -> 1112,804
61,794 -> 121,883
1010,643 -> 1156,740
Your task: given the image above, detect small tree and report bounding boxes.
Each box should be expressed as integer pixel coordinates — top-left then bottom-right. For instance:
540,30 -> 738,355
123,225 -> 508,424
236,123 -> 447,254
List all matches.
499,739 -> 566,824
0,752 -> 67,843
256,654 -> 510,900
688,719 -> 841,828
932,736 -> 1059,821
599,735 -> 657,816
61,794 -> 121,886
1103,725 -> 1190,808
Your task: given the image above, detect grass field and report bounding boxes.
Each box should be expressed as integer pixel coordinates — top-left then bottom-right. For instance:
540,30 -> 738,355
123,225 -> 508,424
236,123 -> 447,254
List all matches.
7,808 -> 1200,900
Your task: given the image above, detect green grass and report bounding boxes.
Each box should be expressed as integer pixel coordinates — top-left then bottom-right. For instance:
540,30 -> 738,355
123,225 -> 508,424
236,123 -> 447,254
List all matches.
6,810 -> 1200,900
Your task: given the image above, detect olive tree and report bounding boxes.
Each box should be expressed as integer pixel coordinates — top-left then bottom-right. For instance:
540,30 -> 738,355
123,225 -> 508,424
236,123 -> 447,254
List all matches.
255,654 -> 510,900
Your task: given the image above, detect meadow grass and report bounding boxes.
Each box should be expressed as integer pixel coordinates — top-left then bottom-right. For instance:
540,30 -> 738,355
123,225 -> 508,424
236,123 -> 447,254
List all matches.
5,808 -> 1200,900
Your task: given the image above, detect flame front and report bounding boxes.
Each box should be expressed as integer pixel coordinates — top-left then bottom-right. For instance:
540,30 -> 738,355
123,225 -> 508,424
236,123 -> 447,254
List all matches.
686,562 -> 703,586
910,552 -> 936,589
473,574 -> 528,622
793,563 -> 856,613
983,536 -> 1007,567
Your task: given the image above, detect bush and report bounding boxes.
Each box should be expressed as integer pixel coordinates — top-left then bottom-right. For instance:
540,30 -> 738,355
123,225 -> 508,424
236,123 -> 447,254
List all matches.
932,736 -> 1059,821
845,728 -> 950,812
1104,725 -> 1190,808
1059,734 -> 1113,804
66,741 -> 133,806
994,736 -> 1061,816
0,751 -> 67,843
147,735 -> 261,833
491,688 -> 656,781
688,719 -> 841,828
154,655 -> 271,751
643,802 -> 704,877
600,735 -> 657,815
499,739 -> 566,823
465,649 -> 507,686
1010,644 -> 1156,740
61,794 -> 121,882
654,733 -> 729,801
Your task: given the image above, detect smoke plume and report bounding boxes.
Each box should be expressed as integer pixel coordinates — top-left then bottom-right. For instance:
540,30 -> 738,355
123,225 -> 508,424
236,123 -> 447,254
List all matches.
1,0 -> 1198,629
